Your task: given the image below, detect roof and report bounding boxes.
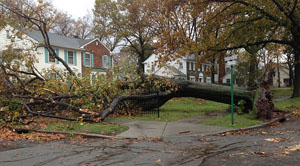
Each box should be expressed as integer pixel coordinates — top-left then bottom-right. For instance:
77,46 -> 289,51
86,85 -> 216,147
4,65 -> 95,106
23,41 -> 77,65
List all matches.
26,31 -> 94,50
156,65 -> 186,76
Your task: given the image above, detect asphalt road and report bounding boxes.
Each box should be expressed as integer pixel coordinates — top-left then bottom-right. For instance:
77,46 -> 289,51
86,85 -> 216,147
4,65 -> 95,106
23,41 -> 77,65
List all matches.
1,117 -> 300,166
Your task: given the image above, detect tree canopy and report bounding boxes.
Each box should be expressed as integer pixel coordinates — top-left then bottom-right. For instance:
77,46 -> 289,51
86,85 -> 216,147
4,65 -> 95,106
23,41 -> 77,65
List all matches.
155,0 -> 300,97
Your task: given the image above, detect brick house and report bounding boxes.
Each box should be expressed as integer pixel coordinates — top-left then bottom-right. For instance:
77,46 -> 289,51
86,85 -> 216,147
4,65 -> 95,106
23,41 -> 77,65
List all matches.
80,39 -> 112,77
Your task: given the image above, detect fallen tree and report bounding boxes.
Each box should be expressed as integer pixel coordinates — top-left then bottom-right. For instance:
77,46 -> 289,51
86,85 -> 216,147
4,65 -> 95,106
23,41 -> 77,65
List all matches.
96,80 -> 255,121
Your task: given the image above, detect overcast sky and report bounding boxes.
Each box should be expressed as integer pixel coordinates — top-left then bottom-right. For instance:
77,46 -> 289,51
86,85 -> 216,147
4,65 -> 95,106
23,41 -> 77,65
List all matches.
51,0 -> 95,19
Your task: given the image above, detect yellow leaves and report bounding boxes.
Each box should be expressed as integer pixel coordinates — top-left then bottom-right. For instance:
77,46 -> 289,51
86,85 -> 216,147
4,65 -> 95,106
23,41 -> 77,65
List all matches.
249,151 -> 269,157
258,131 -> 268,135
156,158 -> 161,163
264,138 -> 285,143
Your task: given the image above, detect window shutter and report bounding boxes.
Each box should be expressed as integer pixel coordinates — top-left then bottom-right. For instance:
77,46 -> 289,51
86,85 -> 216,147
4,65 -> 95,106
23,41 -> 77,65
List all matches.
64,50 -> 68,64
45,47 -> 49,63
83,53 -> 86,66
55,48 -> 59,64
91,54 -> 94,67
102,55 -> 105,68
74,51 -> 77,66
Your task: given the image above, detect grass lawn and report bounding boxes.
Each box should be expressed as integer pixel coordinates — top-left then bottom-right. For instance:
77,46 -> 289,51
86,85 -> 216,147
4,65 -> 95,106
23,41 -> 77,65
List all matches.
107,97 -> 229,122
198,113 -> 262,129
271,87 -> 293,99
275,97 -> 300,111
271,87 -> 300,111
40,119 -> 128,135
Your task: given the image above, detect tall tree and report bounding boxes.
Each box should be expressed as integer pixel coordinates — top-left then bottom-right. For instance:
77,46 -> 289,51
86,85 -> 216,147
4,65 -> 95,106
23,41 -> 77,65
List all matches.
159,0 -> 300,98
73,14 -> 93,39
50,11 -> 75,37
283,46 -> 295,87
93,0 -> 157,74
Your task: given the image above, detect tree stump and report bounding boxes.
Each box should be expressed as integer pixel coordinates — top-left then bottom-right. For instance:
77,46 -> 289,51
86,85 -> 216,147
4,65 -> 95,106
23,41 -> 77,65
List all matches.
256,63 -> 275,120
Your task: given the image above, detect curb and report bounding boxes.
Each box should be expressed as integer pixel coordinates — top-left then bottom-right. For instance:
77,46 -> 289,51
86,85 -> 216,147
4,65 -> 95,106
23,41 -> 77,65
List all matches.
13,113 -> 292,140
163,112 -> 293,138
13,128 -> 124,139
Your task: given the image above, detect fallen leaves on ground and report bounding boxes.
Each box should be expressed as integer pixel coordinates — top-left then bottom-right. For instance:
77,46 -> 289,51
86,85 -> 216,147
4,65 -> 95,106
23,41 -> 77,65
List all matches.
249,151 -> 271,157
257,131 -> 268,135
214,129 -> 252,136
289,106 -> 300,117
264,137 -> 290,143
0,127 -> 66,142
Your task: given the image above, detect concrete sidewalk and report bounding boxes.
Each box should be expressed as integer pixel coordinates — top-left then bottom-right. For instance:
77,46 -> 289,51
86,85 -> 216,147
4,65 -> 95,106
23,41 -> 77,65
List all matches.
116,121 -> 232,138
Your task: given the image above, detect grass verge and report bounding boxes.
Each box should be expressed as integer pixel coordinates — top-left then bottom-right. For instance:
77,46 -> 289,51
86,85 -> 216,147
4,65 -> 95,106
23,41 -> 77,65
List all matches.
198,113 -> 262,129
271,87 -> 293,99
40,119 -> 128,136
107,97 -> 229,122
274,97 -> 300,112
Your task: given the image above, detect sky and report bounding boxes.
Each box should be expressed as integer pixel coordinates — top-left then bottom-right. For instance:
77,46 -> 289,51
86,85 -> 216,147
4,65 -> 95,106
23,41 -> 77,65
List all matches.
51,0 -> 95,19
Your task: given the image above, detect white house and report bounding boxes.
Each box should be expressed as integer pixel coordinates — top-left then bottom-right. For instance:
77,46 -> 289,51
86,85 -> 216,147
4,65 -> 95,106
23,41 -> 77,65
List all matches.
143,53 -> 217,83
273,64 -> 291,87
0,25 -> 113,78
222,54 -> 238,84
143,53 -> 187,79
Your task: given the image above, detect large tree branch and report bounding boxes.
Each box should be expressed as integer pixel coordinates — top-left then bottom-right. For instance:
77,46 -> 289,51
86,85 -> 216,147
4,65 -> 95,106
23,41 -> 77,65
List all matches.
208,0 -> 289,27
210,39 -> 293,52
271,0 -> 300,29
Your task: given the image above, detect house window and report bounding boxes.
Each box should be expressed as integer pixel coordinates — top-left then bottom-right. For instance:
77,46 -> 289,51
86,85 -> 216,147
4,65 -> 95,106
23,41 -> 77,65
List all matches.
189,76 -> 195,81
85,54 -> 91,66
179,62 -> 183,69
6,31 -> 10,39
96,41 -> 98,46
226,79 -> 230,84
206,77 -> 211,83
188,62 -> 192,70
92,74 -> 96,80
151,64 -> 155,72
284,79 -> 289,86
49,53 -> 55,63
193,63 -> 196,71
103,55 -> 108,68
68,51 -> 74,65
226,68 -> 230,74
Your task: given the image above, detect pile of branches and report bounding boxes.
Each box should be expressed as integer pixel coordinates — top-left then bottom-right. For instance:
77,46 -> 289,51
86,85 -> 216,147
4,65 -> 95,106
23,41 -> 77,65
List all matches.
0,64 -> 178,124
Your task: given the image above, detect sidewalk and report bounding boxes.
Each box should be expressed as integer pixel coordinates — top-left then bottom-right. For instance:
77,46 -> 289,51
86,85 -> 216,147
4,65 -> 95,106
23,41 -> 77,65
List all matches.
116,120 -> 232,138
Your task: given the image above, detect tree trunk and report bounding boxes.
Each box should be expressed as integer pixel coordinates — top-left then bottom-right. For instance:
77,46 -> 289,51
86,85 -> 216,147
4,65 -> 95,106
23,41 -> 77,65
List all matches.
97,81 -> 255,121
137,53 -> 145,75
289,63 -> 294,87
277,55 -> 281,88
293,50 -> 300,97
286,53 -> 294,87
211,58 -> 215,84
218,55 -> 225,84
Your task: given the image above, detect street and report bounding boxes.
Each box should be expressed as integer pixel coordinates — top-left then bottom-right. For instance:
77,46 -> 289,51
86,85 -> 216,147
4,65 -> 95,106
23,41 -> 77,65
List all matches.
1,118 -> 300,166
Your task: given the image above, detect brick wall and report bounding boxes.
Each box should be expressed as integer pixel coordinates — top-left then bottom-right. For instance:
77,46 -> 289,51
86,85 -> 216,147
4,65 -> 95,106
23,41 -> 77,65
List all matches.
82,40 -> 110,75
